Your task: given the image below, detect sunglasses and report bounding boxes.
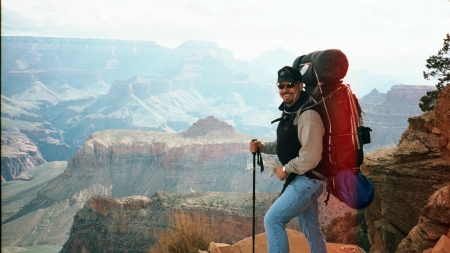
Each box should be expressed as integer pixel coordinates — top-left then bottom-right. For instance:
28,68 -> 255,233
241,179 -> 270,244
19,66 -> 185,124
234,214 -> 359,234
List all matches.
276,82 -> 296,89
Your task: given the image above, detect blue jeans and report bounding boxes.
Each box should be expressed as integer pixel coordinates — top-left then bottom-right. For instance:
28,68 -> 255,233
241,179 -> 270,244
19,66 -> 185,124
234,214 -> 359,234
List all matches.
264,175 -> 328,253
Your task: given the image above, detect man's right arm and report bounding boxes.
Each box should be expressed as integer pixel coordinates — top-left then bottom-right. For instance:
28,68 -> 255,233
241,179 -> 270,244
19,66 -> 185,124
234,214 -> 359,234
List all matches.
249,139 -> 277,154
262,140 -> 277,154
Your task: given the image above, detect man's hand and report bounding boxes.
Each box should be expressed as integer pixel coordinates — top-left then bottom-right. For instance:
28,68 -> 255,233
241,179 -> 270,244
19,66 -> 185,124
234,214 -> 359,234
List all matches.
249,140 -> 263,153
264,156 -> 282,177
275,166 -> 287,181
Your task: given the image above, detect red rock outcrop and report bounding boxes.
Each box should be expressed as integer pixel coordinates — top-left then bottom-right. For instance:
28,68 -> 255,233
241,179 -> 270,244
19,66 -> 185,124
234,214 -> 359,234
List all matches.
434,85 -> 450,161
60,193 -> 271,253
363,86 -> 450,253
60,195 -> 158,253
423,230 -> 450,253
394,85 -> 450,253
396,185 -> 450,252
204,229 -> 366,253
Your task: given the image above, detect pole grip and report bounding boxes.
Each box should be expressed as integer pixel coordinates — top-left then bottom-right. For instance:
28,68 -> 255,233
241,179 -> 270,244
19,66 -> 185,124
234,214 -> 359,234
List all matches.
252,138 -> 257,253
251,139 -> 257,155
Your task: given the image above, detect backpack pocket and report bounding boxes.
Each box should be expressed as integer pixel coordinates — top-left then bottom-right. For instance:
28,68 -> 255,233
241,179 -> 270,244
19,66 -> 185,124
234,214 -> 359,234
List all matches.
327,168 -> 374,209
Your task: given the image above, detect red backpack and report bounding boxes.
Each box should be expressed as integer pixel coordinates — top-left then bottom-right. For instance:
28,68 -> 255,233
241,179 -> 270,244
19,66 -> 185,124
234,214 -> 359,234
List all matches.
292,49 -> 374,209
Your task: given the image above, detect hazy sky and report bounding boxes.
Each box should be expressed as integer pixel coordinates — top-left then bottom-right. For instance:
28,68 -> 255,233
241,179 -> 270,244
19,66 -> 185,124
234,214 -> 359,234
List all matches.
2,0 -> 450,87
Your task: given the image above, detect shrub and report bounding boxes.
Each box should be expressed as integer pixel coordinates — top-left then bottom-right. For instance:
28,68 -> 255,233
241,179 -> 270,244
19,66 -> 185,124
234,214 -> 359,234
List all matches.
149,211 -> 220,253
323,210 -> 370,252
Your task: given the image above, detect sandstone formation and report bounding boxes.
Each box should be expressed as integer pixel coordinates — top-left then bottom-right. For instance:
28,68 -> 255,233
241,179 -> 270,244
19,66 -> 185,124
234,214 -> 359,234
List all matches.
434,84 -> 450,161
423,230 -> 450,253
60,194 -> 359,253
1,131 -> 46,181
363,93 -> 450,253
60,195 -> 159,253
396,185 -> 450,253
203,229 -> 366,253
395,85 -> 450,253
60,193 -> 272,253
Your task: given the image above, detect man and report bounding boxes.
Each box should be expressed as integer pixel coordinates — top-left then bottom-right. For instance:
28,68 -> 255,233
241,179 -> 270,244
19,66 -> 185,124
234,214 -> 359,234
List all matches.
249,66 -> 328,253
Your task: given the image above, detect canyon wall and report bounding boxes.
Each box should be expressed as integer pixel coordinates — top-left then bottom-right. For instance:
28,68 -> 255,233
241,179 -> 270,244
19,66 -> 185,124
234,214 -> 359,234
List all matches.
363,85 -> 450,253
1,131 -> 46,182
361,85 -> 435,152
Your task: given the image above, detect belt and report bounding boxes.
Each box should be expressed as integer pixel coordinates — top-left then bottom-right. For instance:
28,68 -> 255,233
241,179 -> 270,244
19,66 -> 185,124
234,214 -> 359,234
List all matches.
304,170 -> 323,180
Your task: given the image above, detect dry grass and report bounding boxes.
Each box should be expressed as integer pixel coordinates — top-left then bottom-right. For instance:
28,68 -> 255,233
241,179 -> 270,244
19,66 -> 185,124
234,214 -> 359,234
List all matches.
323,210 -> 370,252
149,211 -> 220,253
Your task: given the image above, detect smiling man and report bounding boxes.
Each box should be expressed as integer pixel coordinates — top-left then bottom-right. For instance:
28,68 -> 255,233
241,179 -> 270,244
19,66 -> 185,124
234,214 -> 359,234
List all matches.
249,66 -> 328,253
277,66 -> 302,107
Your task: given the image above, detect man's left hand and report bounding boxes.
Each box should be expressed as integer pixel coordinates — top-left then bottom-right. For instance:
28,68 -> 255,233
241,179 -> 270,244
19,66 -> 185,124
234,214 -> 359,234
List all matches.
275,166 -> 287,181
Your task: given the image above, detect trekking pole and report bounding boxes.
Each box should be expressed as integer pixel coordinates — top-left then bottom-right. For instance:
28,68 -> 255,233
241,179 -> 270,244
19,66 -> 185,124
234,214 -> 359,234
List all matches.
251,139 -> 257,253
251,139 -> 264,253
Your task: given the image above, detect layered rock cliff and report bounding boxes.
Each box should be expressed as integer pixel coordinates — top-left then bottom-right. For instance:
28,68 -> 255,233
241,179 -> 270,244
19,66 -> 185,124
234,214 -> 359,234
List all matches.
1,93 -> 78,168
395,85 -> 450,253
361,85 -> 435,152
1,131 -> 46,182
434,84 -> 450,161
59,193 -> 273,253
44,115 -> 260,201
363,85 -> 450,253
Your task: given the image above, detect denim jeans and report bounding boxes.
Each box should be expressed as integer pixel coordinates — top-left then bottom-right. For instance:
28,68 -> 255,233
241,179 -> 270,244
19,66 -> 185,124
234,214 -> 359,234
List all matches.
264,175 -> 328,253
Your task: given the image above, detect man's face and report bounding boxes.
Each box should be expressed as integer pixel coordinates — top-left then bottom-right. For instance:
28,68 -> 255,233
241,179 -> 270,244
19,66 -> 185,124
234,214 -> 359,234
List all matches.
278,81 -> 302,107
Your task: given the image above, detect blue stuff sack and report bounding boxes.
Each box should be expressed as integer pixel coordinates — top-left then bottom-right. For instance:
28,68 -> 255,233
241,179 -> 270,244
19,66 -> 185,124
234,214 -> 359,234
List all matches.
327,168 -> 374,210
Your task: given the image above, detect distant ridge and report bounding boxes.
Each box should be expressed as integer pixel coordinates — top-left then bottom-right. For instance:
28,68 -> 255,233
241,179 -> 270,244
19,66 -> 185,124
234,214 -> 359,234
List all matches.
182,115 -> 244,138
